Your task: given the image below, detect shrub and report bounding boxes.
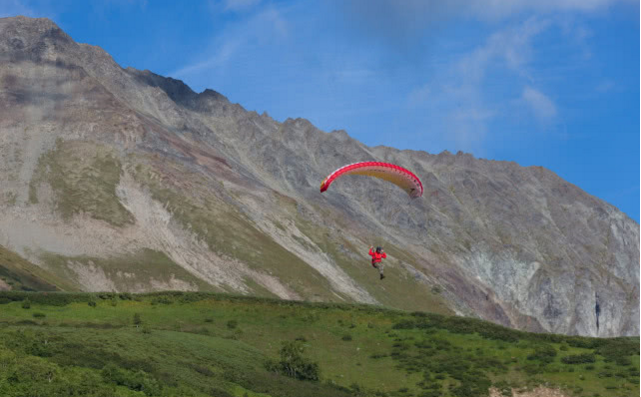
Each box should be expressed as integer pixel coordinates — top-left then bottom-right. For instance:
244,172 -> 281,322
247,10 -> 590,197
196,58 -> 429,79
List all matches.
209,388 -> 234,397
22,299 -> 31,309
101,363 -> 162,396
561,353 -> 596,364
190,363 -> 214,377
32,312 -> 46,318
119,292 -> 133,300
227,320 -> 238,329
393,320 -> 416,330
595,338 -> 637,366
342,334 -> 352,341
527,344 -> 557,364
266,341 -> 320,381
565,337 -> 600,349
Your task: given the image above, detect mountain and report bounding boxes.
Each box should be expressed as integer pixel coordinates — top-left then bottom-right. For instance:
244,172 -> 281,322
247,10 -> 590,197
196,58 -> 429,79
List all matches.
0,16 -> 638,337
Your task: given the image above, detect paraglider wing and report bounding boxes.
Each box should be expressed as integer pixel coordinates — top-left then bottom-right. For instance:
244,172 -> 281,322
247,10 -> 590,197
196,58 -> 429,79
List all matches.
320,161 -> 423,199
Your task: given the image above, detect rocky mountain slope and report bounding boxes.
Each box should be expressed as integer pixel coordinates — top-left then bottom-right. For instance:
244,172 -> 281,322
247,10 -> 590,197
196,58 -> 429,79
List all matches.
1,16 -> 638,337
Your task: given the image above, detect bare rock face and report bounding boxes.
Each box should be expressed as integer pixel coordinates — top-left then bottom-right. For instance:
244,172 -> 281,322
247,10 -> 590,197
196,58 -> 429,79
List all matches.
1,16 -> 638,336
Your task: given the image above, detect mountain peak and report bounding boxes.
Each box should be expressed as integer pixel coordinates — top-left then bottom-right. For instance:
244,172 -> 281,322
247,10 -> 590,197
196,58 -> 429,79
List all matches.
1,16 -> 73,49
2,15 -> 58,28
200,88 -> 227,100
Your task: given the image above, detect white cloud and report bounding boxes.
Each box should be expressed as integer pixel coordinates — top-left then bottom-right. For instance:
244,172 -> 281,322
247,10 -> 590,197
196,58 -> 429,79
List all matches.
410,18 -> 549,141
261,8 -> 287,38
172,39 -> 241,78
346,0 -> 635,25
468,0 -> 633,19
171,7 -> 287,79
405,17 -> 565,152
522,86 -> 557,120
557,18 -> 595,59
457,17 -> 550,83
340,0 -> 634,52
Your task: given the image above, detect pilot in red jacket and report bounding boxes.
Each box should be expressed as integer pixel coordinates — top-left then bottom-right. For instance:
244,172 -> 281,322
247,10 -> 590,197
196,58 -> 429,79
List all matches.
369,246 -> 387,280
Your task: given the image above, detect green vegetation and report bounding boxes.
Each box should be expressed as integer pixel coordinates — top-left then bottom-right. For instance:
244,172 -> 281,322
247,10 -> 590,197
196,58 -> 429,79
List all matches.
29,140 -> 133,227
0,291 -> 638,396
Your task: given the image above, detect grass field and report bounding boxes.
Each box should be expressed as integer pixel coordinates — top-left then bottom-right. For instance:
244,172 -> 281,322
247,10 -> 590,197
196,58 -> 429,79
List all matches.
0,291 -> 638,397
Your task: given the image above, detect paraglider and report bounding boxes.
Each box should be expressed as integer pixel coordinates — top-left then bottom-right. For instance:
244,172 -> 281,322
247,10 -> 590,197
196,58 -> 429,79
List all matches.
319,161 -> 423,199
320,161 -> 423,280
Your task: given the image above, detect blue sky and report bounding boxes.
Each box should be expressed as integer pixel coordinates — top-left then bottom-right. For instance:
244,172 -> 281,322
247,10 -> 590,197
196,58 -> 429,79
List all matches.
3,0 -> 640,221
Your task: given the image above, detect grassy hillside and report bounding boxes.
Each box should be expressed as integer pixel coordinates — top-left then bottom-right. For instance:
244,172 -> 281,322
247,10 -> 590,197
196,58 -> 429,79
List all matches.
29,140 -> 133,227
0,246 -> 72,291
40,249 -> 217,293
0,292 -> 637,397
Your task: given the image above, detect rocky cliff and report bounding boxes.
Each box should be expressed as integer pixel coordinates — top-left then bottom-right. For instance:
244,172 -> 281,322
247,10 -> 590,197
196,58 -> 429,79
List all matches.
1,16 -> 638,336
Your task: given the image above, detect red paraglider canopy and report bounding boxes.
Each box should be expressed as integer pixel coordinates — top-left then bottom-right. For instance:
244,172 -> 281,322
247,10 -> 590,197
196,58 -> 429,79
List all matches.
320,161 -> 423,199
